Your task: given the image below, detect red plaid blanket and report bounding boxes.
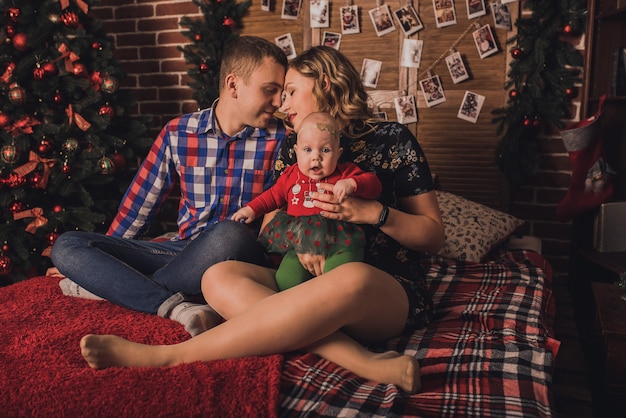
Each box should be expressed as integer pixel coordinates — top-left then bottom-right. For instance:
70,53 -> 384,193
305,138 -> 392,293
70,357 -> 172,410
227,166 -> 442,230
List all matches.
279,249 -> 559,417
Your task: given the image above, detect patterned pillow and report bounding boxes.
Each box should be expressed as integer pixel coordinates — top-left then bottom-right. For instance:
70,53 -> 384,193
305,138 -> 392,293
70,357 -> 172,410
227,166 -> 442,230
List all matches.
435,191 -> 524,262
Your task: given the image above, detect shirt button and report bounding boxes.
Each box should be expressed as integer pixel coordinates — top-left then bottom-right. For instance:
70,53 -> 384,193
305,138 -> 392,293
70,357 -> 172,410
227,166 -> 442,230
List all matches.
219,198 -> 224,203
224,169 -> 228,175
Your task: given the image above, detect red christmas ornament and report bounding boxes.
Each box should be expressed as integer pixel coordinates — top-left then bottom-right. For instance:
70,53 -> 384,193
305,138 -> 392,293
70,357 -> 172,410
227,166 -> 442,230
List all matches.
53,91 -> 63,104
29,171 -> 43,187
0,112 -> 10,127
46,232 -> 59,245
38,138 -> 54,154
11,32 -> 28,51
92,41 -> 103,50
5,24 -> 15,37
563,24 -> 573,34
511,48 -> 522,59
111,151 -> 126,171
199,63 -> 209,73
7,7 -> 20,22
62,163 -> 71,174
61,10 -> 80,28
508,89 -> 518,99
33,65 -> 46,80
522,117 -> 532,128
194,33 -> 202,42
43,61 -> 58,76
565,87 -> 578,99
72,62 -> 87,77
222,16 -> 235,28
53,205 -> 64,213
99,103 -> 115,117
0,254 -> 12,275
9,200 -> 25,214
1,242 -> 9,252
532,116 -> 541,128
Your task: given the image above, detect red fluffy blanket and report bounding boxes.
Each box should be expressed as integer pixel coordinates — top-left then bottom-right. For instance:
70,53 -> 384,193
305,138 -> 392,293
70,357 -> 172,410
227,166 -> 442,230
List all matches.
0,276 -> 282,417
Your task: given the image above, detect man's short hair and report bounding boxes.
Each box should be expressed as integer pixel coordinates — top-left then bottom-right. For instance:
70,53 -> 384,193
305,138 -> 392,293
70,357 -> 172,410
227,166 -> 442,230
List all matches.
219,36 -> 288,90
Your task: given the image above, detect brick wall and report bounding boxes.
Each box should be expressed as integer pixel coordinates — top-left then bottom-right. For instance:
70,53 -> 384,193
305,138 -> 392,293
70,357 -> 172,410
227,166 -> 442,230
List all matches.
92,0 -> 201,134
91,1 -> 580,279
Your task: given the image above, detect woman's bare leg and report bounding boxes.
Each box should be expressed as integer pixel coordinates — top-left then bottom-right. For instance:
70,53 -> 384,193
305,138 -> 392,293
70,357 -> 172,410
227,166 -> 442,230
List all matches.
80,261 -> 421,392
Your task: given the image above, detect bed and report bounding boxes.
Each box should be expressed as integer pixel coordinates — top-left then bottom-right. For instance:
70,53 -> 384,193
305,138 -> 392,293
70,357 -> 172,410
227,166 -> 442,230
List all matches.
0,192 -> 559,417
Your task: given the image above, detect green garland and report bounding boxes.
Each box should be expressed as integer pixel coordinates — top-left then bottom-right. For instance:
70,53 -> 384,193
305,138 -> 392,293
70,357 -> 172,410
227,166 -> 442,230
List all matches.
493,0 -> 586,185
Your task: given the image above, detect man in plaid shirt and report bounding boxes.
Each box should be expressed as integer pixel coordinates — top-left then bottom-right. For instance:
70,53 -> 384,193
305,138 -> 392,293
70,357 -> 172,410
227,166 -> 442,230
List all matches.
48,36 -> 289,336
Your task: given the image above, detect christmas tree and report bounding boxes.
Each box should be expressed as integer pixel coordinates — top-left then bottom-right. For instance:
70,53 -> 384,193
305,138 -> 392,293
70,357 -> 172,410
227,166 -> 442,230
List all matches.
493,0 -> 586,185
0,0 -> 152,283
179,0 -> 251,109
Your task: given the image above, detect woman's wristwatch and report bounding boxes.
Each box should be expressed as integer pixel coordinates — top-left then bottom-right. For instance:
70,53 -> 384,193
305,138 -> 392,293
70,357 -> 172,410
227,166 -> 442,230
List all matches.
373,204 -> 389,228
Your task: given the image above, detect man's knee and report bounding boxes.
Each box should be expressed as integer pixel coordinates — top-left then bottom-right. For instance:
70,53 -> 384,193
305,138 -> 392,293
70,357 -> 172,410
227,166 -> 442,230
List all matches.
50,231 -> 84,262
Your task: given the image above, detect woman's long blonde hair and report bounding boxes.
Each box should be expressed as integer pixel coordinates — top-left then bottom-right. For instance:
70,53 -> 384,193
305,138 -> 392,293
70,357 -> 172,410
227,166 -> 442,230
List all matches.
288,46 -> 374,133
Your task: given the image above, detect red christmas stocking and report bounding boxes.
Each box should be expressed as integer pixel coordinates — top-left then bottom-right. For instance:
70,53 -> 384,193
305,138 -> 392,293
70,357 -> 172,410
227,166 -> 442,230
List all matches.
556,95 -> 613,221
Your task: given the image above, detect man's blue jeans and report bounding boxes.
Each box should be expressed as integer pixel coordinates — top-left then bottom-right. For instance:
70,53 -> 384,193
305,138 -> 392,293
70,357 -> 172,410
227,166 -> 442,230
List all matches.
50,220 -> 268,314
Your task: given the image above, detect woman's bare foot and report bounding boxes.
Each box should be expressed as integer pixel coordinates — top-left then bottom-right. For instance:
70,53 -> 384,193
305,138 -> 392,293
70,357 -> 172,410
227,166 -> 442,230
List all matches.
371,351 -> 422,394
80,334 -> 176,370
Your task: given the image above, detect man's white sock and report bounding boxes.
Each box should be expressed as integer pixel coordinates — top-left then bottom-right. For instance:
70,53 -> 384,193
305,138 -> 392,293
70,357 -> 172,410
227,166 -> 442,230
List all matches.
58,278 -> 105,301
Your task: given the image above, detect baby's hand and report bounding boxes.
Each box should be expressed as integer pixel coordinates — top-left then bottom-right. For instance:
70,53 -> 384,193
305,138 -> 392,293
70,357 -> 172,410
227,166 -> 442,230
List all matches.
231,206 -> 256,224
332,179 -> 356,203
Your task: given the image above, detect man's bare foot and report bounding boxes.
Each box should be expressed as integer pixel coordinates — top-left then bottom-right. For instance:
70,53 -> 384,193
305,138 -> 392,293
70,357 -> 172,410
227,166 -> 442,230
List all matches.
372,351 -> 422,394
80,334 -> 175,370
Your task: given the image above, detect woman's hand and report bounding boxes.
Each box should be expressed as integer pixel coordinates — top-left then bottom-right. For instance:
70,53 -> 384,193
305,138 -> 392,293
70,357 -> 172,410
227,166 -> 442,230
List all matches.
297,253 -> 326,276
310,182 -> 379,225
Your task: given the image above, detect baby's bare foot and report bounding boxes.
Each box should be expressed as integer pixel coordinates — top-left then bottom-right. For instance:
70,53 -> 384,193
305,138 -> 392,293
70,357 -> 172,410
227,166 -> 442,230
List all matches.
81,334 -> 171,370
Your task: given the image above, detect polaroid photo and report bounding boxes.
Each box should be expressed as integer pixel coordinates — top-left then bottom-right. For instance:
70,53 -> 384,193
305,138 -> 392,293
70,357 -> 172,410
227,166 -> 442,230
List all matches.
467,0 -> 486,19
394,5 -> 423,36
401,39 -> 424,68
310,0 -> 329,28
473,24 -> 498,59
281,0 -> 301,20
360,58 -> 382,88
419,75 -> 446,108
322,31 -> 341,50
457,91 -> 486,123
275,33 -> 297,60
445,51 -> 470,83
340,5 -> 360,34
369,5 -> 396,37
395,95 -> 418,124
491,2 -> 512,31
432,0 -> 457,28
372,111 -> 388,120
261,0 -> 270,12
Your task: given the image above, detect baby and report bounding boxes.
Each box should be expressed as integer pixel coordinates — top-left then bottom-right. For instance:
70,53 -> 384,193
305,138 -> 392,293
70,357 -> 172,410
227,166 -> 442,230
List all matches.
232,112 -> 382,290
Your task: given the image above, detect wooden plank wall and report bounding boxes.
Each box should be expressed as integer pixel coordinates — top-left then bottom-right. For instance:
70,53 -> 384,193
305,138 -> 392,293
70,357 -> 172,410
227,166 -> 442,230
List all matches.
240,0 -> 518,210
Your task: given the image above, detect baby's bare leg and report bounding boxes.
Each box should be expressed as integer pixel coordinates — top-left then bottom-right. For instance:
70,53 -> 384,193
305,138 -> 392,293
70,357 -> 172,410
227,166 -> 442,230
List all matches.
81,334 -> 181,369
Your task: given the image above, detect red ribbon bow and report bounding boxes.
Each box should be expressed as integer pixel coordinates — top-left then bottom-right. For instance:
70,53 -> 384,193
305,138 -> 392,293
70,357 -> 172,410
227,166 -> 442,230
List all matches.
7,115 -> 41,137
57,43 -> 80,72
66,104 -> 91,131
13,208 -> 48,233
13,151 -> 56,189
